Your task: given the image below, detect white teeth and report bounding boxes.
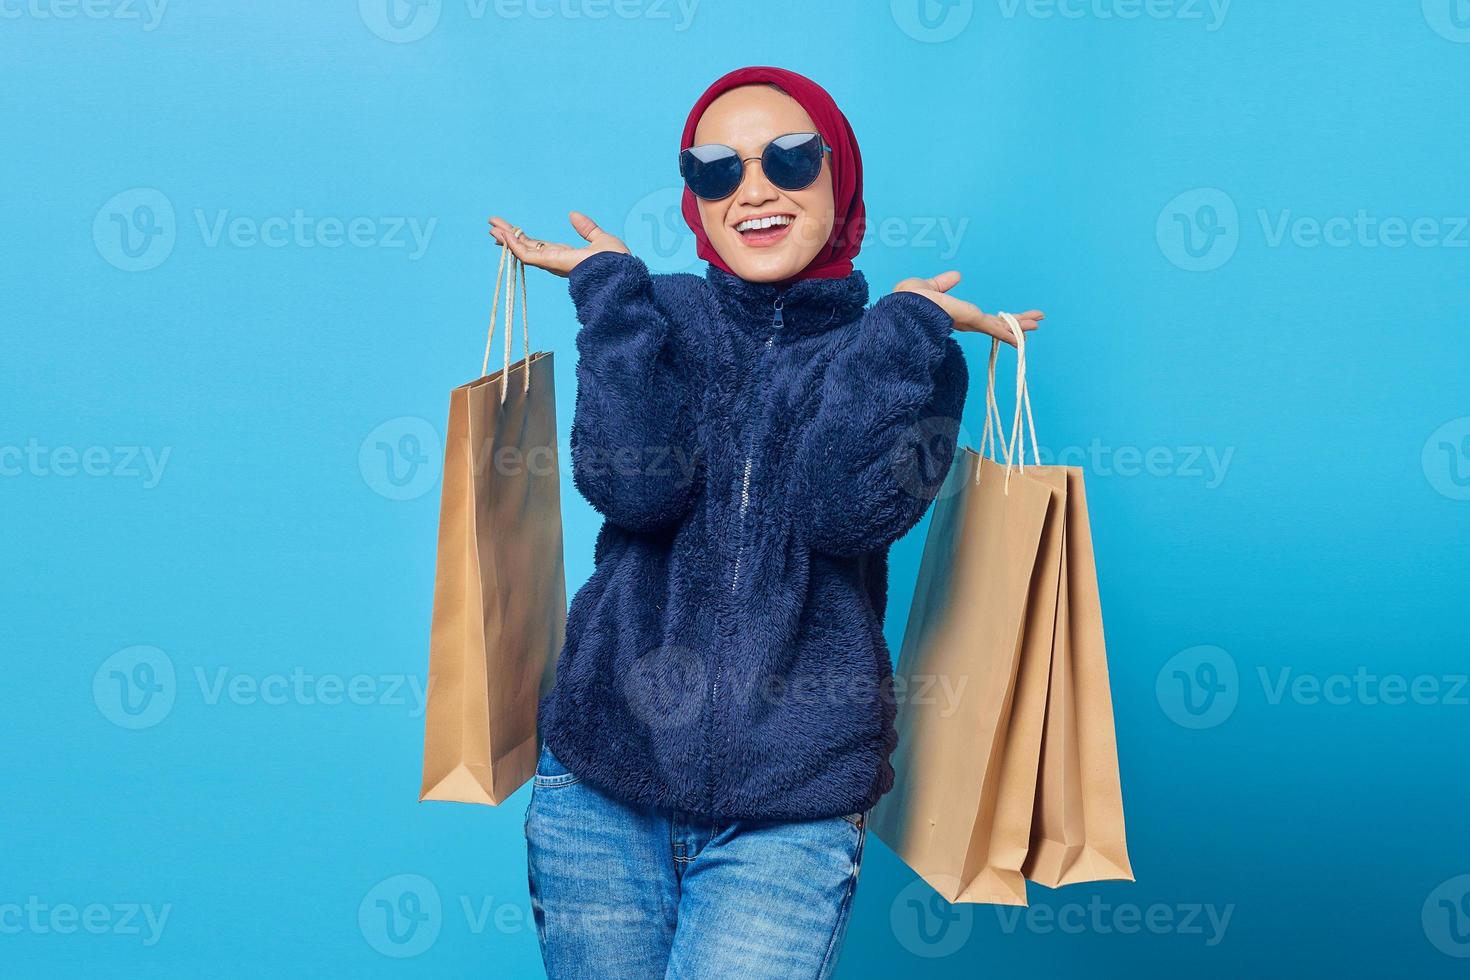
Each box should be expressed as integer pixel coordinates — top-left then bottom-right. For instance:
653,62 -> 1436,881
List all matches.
736,214 -> 793,232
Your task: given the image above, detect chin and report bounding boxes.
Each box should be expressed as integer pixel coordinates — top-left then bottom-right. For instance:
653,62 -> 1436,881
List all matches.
713,237 -> 822,284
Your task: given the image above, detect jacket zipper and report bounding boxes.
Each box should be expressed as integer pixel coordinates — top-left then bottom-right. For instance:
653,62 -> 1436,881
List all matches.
729,294 -> 781,594
707,293 -> 782,806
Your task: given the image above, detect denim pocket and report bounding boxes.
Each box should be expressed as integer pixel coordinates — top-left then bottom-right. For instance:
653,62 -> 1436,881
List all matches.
533,742 -> 581,788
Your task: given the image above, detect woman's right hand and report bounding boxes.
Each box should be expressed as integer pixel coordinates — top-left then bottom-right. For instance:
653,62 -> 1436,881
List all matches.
893,271 -> 1044,346
489,212 -> 631,277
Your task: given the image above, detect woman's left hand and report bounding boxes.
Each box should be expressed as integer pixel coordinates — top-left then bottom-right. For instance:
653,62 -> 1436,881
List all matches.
893,271 -> 1044,345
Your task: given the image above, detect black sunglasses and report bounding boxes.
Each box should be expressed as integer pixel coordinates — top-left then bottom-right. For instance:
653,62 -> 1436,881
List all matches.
679,131 -> 832,201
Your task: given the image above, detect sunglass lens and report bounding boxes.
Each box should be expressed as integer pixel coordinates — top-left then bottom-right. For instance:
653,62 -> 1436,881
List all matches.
763,133 -> 825,192
680,144 -> 743,200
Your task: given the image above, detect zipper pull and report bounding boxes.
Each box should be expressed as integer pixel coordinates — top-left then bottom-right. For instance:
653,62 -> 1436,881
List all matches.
772,294 -> 784,330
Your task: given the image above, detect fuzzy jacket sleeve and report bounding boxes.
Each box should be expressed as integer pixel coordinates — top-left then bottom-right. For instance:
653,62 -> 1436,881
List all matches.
790,290 -> 969,557
566,251 -> 701,534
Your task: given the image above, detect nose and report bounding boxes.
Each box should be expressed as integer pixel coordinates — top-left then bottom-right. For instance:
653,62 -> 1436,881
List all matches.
734,157 -> 778,208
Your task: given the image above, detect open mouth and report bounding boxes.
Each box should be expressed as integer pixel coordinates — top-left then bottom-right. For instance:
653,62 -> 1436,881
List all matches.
733,212 -> 795,247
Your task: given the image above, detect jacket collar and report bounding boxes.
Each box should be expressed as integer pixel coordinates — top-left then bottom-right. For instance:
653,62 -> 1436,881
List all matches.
705,264 -> 869,339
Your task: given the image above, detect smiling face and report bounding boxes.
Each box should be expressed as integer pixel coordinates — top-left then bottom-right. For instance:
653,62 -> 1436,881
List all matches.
691,85 -> 835,283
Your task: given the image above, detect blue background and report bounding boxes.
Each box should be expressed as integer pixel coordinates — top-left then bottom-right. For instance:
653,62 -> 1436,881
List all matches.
5,0 -> 1470,976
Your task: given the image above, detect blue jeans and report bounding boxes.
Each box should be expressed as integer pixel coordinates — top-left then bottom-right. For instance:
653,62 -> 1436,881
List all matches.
524,742 -> 868,979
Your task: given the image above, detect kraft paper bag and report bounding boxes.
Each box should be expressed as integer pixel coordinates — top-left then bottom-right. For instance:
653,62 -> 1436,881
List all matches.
872,336 -> 1057,907
874,315 -> 1133,905
994,324 -> 1133,888
420,245 -> 567,806
964,461 -> 1065,904
1023,466 -> 1134,886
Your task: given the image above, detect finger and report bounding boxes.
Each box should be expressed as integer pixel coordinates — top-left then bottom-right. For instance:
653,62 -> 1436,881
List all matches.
492,222 -> 579,275
991,312 -> 1033,343
896,272 -> 961,294
488,216 -> 521,243
489,217 -> 541,254
568,211 -> 608,245
949,303 -> 1020,345
925,270 -> 962,293
507,227 -> 567,265
499,225 -> 539,263
491,217 -> 550,251
983,311 -> 1043,334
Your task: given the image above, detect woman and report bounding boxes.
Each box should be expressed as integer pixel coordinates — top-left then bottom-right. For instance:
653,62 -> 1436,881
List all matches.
490,65 -> 1042,979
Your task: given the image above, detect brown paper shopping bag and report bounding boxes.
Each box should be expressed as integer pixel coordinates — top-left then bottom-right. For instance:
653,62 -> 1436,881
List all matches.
968,315 -> 1134,889
871,332 -> 1063,907
420,243 -> 567,806
874,314 -> 1133,904
1023,466 -> 1134,887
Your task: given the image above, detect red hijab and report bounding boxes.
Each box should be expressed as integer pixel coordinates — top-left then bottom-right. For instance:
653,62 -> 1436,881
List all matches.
679,66 -> 866,281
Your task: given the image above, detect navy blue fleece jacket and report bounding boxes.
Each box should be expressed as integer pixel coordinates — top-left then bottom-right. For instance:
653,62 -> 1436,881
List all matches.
538,250 -> 968,821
